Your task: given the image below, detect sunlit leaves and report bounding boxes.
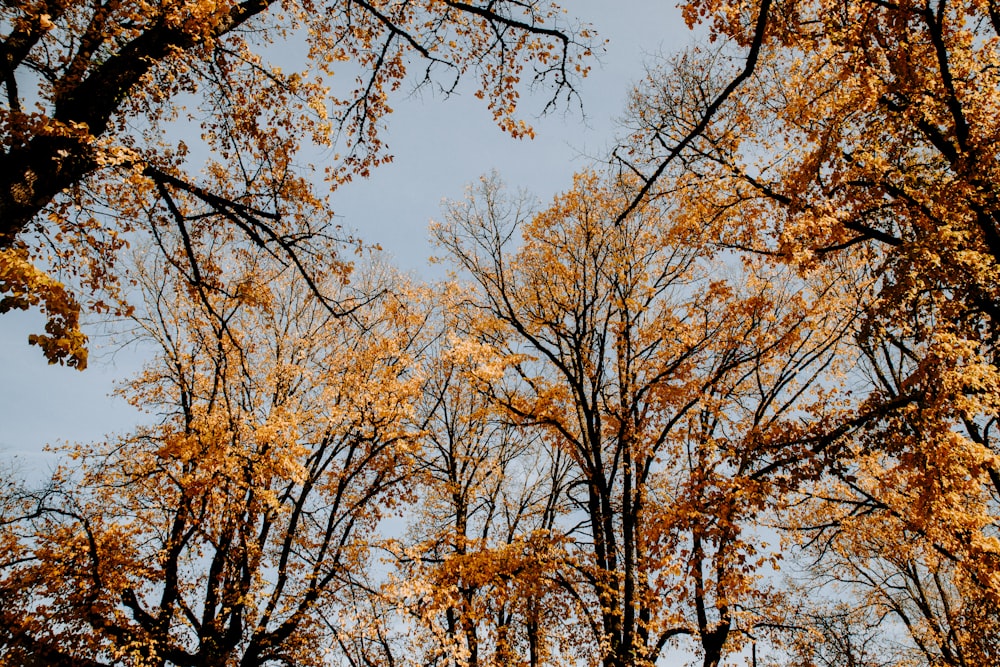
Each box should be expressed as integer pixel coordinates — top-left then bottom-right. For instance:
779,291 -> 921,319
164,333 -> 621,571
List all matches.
433,171 -> 856,667
0,0 -> 594,364
0,238 -> 428,665
619,0 -> 1000,662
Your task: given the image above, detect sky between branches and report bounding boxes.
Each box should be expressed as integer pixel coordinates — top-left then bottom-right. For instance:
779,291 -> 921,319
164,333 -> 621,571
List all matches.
0,1 -> 688,472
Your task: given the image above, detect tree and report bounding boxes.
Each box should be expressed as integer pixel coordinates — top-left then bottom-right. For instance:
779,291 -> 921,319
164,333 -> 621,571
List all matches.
433,172 -> 858,667
618,0 -> 1000,635
783,294 -> 1000,667
0,238 -> 428,666
386,294 -> 578,667
0,0 -> 594,367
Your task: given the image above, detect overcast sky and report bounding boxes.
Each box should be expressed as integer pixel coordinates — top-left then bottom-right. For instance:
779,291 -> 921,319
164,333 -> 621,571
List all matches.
1,2 -> 691,474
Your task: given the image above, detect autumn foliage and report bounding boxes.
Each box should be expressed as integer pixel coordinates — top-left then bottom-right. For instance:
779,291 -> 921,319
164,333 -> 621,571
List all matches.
4,0 -> 1000,665
2,239 -> 428,666
618,0 -> 1000,663
0,0 -> 593,367
431,172 -> 863,667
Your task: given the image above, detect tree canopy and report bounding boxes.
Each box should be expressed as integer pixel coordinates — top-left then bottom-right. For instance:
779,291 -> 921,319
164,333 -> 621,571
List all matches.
616,0 -> 1000,662
5,0 -> 1000,666
0,0 -> 593,368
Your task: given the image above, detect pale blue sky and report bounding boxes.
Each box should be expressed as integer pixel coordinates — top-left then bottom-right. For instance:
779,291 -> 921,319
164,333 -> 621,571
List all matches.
1,2 -> 690,472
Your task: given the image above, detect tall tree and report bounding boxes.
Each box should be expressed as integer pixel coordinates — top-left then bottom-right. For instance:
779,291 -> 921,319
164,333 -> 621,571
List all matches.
434,172 -> 857,667
0,239 -> 428,666
619,0 -> 1000,637
387,295 -> 577,667
0,0 -> 593,367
